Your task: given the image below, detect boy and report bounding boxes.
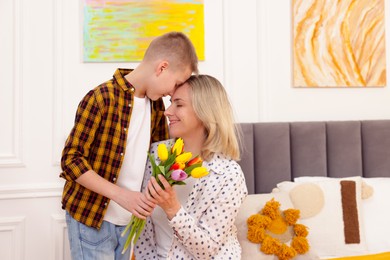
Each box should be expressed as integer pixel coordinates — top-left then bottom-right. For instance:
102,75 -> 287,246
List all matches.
60,31 -> 198,260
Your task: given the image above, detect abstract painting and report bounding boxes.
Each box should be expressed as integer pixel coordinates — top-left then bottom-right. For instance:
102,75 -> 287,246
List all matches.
293,0 -> 386,87
83,0 -> 204,62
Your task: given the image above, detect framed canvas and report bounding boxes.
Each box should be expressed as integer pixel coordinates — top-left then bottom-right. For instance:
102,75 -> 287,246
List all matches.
83,0 -> 204,62
293,0 -> 386,87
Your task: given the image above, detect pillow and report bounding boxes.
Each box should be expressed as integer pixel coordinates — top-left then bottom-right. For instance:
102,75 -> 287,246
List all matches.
275,178 -> 368,258
294,176 -> 362,184
295,176 -> 390,254
235,193 -> 319,260
294,176 -> 371,200
360,178 -> 390,253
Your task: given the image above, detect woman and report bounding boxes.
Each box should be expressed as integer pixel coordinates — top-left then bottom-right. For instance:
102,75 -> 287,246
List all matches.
134,75 -> 248,259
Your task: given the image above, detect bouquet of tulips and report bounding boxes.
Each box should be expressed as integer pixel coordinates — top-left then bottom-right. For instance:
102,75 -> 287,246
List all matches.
121,138 -> 209,254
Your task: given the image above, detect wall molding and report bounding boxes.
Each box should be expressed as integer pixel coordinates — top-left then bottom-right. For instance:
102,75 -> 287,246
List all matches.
0,183 -> 63,200
51,214 -> 70,260
0,0 -> 24,168
52,0 -> 64,167
0,216 -> 26,260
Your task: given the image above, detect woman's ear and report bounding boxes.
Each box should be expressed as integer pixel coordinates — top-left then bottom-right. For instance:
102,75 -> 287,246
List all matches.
156,61 -> 169,76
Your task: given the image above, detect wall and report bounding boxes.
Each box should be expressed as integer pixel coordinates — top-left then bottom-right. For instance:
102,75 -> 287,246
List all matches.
0,0 -> 389,259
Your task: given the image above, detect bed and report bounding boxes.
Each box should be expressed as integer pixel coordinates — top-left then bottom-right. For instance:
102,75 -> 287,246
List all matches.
235,120 -> 390,259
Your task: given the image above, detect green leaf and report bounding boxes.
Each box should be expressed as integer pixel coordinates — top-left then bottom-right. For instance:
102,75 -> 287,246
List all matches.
127,217 -> 138,240
155,174 -> 164,188
148,153 -> 158,177
184,163 -> 203,175
165,153 -> 176,167
121,215 -> 138,254
121,232 -> 132,254
158,165 -> 165,175
121,220 -> 132,237
165,170 -> 172,179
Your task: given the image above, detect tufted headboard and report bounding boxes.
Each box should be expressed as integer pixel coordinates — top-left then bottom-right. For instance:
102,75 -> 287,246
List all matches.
237,120 -> 390,194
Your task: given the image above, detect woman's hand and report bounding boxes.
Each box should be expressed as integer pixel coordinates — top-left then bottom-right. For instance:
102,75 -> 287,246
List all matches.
146,174 -> 181,220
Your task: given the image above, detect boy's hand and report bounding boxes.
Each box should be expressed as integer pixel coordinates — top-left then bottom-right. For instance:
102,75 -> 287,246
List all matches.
116,189 -> 156,219
75,170 -> 156,219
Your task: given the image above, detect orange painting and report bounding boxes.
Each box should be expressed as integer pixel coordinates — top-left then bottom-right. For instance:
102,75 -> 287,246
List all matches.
293,0 -> 386,87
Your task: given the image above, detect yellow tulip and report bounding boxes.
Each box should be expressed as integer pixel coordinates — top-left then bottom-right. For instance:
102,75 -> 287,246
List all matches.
191,166 -> 209,178
157,143 -> 168,162
172,138 -> 184,156
175,152 -> 192,164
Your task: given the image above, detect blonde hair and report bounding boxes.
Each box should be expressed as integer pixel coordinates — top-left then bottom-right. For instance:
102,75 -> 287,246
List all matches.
143,31 -> 198,74
184,75 -> 241,161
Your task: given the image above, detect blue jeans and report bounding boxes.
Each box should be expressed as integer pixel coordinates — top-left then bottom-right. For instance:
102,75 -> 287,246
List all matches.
65,211 -> 131,260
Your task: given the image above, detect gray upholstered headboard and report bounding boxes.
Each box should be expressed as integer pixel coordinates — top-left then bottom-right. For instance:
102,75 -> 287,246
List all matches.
237,120 -> 390,194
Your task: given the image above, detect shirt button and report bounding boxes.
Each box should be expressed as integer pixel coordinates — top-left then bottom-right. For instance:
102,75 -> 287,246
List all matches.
120,153 -> 124,156
104,202 -> 108,206
130,87 -> 135,93
124,128 -> 127,131
128,103 -> 132,107
113,177 -> 117,182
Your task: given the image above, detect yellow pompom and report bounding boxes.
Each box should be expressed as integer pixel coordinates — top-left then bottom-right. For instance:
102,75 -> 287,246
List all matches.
291,236 -> 310,254
283,208 -> 300,225
278,243 -> 297,260
294,223 -> 309,237
260,236 -> 281,254
247,226 -> 266,243
247,214 -> 272,228
262,199 -> 280,220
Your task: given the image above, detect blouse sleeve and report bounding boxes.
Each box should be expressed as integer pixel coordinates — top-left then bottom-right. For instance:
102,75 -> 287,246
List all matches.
168,169 -> 248,259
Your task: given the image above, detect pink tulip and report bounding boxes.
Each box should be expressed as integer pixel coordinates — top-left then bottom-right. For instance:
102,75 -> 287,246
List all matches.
171,170 -> 188,181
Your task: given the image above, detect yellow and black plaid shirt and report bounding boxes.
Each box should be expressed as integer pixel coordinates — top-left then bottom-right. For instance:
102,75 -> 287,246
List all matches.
60,68 -> 169,229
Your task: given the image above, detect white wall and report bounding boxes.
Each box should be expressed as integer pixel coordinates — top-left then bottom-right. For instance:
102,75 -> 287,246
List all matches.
0,0 -> 389,259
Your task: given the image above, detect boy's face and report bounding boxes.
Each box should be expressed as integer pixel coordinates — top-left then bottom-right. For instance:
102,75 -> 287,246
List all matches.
147,65 -> 192,101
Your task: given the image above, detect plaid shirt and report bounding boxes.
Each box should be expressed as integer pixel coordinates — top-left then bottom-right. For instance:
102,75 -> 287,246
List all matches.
60,68 -> 169,229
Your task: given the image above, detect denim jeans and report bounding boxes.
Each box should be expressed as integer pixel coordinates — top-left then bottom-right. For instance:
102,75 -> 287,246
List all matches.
65,211 -> 131,260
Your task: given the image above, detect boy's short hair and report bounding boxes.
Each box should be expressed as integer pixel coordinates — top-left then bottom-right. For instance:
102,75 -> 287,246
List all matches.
144,32 -> 199,74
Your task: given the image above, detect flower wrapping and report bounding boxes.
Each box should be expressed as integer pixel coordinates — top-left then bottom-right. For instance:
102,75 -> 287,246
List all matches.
121,138 -> 208,254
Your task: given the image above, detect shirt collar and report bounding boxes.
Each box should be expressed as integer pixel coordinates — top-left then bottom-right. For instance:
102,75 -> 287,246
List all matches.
113,68 -> 134,92
205,153 -> 232,175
